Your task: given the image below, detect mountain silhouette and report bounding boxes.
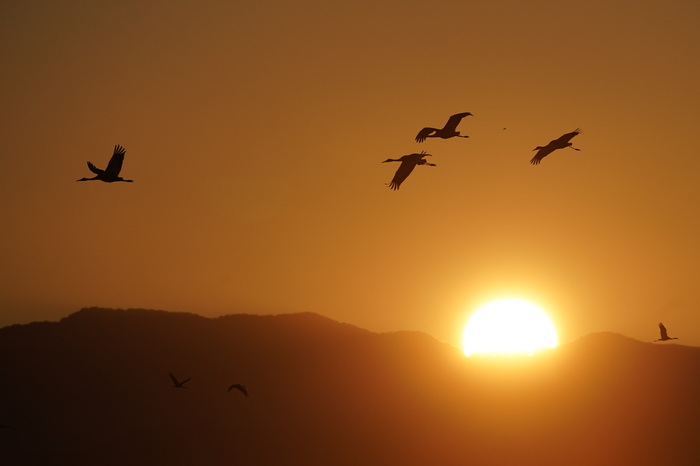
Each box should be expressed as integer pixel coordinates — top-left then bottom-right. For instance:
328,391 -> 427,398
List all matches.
0,308 -> 699,465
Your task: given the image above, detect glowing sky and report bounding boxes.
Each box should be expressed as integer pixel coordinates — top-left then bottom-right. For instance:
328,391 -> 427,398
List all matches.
2,0 -> 700,347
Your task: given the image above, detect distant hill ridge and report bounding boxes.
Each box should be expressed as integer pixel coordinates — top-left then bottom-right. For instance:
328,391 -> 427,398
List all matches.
0,307 -> 699,466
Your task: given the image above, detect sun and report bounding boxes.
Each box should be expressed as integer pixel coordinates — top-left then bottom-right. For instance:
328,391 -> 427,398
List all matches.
462,298 -> 558,356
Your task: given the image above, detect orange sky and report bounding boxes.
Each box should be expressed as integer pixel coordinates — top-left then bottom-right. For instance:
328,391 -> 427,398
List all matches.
2,0 -> 700,347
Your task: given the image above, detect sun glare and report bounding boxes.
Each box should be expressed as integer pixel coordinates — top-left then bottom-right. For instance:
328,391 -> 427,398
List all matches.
462,299 -> 558,356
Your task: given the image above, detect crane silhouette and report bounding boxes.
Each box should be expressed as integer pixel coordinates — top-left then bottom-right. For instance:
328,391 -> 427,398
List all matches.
655,322 -> 678,342
382,151 -> 435,190
228,384 -> 249,397
530,129 -> 581,165
415,112 -> 473,143
77,144 -> 133,182
169,373 -> 191,388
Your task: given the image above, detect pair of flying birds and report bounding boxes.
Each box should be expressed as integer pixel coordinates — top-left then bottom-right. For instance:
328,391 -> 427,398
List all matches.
383,112 -> 582,190
169,373 -> 249,397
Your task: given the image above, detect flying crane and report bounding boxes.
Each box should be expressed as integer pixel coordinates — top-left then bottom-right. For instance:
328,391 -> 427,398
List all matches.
530,129 -> 581,165
415,112 -> 473,143
77,145 -> 133,182
382,151 -> 435,190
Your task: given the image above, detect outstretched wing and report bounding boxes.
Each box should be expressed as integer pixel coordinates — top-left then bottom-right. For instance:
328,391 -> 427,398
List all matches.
442,112 -> 472,132
86,161 -> 104,175
659,323 -> 669,340
530,146 -> 555,165
554,128 -> 581,145
388,160 -> 417,190
228,384 -> 248,397
105,145 -> 126,177
415,127 -> 436,143
169,373 -> 181,386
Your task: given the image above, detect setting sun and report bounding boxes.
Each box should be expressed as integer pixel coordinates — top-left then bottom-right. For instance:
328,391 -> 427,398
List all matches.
462,299 -> 558,356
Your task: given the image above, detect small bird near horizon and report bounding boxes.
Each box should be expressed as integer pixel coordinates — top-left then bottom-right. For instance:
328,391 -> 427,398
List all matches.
415,112 -> 473,143
382,151 -> 436,190
655,322 -> 678,342
530,129 -> 582,165
169,373 -> 191,388
77,144 -> 133,182
228,384 -> 249,397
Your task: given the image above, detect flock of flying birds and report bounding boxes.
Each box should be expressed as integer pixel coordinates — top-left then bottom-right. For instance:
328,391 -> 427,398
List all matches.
381,111 -> 582,190
75,112 -> 583,188
1,134 -> 682,430
72,113 -> 679,342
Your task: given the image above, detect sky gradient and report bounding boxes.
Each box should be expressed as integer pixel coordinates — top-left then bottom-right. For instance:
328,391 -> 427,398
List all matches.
2,0 -> 700,347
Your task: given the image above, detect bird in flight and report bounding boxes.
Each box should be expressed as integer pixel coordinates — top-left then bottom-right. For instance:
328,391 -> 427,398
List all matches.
530,129 -> 581,165
169,373 -> 191,388
382,151 -> 436,190
415,112 -> 473,143
228,384 -> 249,397
655,322 -> 678,342
77,144 -> 133,182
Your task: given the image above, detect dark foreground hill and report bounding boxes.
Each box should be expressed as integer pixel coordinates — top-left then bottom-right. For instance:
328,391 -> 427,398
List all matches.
0,308 -> 699,465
